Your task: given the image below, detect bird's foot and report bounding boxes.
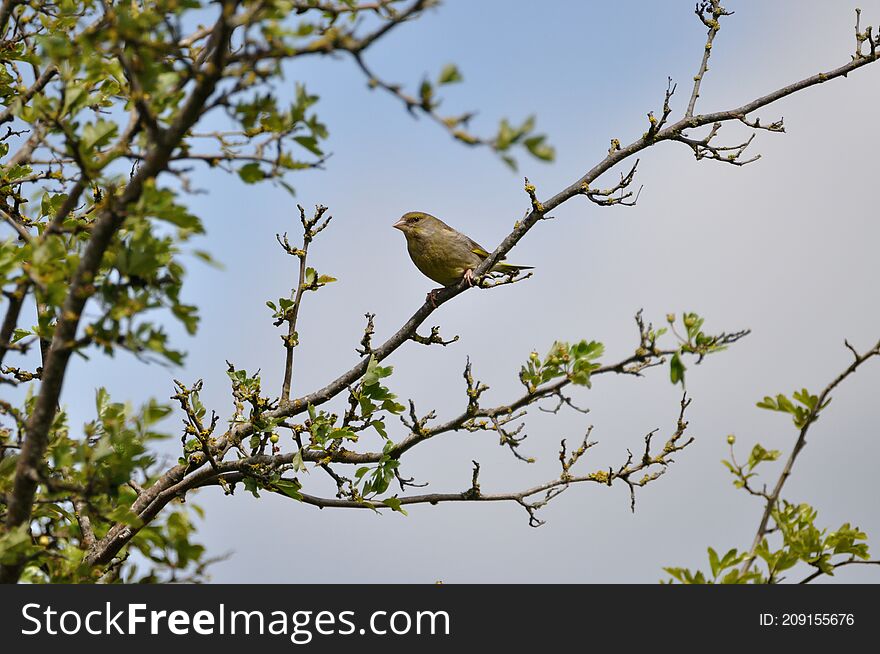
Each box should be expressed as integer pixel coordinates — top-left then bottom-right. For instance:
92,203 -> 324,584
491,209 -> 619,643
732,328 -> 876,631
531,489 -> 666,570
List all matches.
463,269 -> 475,286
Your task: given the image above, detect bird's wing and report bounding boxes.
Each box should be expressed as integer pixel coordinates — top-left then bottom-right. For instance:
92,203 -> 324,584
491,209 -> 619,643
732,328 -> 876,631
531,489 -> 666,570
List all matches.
468,237 -> 531,271
457,232 -> 504,261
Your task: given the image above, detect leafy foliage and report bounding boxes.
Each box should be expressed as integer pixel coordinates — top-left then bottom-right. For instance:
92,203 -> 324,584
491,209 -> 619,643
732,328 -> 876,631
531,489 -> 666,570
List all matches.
665,547 -> 759,584
0,388 -> 208,582
756,388 -> 828,429
664,503 -> 870,584
665,312 -> 739,386
520,340 -> 604,392
355,441 -> 401,498
665,370 -> 874,584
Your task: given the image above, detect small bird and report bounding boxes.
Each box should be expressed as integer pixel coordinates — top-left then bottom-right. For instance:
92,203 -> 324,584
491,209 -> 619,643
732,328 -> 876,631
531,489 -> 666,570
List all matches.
393,211 -> 532,289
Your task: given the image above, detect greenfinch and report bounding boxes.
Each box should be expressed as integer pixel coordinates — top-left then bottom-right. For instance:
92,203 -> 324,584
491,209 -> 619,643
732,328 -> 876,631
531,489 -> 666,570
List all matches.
393,212 -> 532,287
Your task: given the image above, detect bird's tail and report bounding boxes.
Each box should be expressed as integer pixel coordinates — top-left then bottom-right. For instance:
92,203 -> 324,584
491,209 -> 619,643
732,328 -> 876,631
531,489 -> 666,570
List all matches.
490,261 -> 533,274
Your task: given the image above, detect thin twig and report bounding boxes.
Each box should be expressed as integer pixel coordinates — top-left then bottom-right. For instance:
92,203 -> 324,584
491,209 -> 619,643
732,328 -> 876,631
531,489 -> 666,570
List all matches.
798,558 -> 880,584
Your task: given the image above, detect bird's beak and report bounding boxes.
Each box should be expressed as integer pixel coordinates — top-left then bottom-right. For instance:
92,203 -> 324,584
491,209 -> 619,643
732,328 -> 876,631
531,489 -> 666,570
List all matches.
392,218 -> 406,231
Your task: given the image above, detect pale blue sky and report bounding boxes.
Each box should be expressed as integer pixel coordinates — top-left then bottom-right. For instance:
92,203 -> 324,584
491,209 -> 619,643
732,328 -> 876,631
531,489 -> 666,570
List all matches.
51,0 -> 880,582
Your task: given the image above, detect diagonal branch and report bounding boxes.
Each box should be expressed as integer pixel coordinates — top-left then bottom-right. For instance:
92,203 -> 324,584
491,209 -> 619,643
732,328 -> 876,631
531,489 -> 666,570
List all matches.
348,0 -> 433,53
0,206 -> 32,242
290,1 -> 397,17
350,51 -> 498,155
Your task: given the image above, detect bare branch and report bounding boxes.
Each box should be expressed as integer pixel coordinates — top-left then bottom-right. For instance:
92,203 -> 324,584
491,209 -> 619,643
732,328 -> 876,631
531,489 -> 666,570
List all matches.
349,50 -> 496,154
355,312 -> 376,357
190,393 -> 693,527
580,159 -> 642,206
409,325 -> 459,347
646,77 -> 678,142
172,379 -> 220,472
290,0 -> 397,16
0,206 -> 32,242
686,1 -> 733,118
674,123 -> 760,166
738,115 -> 785,132
280,204 -> 331,402
347,0 -> 434,53
854,8 -> 878,59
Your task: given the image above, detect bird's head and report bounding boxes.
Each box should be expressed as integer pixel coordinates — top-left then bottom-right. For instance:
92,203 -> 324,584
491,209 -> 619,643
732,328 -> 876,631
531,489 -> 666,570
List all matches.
393,211 -> 437,236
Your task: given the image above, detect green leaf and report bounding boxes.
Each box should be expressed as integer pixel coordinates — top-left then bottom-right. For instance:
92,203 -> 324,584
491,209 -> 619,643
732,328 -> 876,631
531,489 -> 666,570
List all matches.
756,391 -> 816,428
328,427 -> 357,442
107,505 -> 143,528
382,496 -> 408,515
238,163 -> 265,183
1,164 -> 32,183
355,466 -> 370,480
437,64 -> 463,85
80,119 -> 118,153
275,479 -> 303,501
747,443 -> 781,471
363,354 -> 393,387
11,327 -> 31,343
719,548 -> 741,569
708,547 -> 720,577
419,78 -> 433,107
192,249 -> 223,269
294,135 -> 323,156
291,449 -> 307,473
523,135 -> 555,161
243,477 -> 261,498
670,352 -> 686,386
0,525 -> 36,565
496,118 -> 514,149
